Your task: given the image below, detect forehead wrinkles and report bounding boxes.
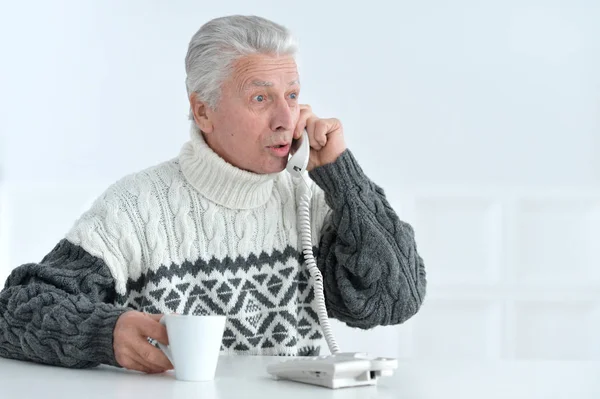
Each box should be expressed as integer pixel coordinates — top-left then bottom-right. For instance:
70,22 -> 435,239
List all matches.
232,57 -> 298,92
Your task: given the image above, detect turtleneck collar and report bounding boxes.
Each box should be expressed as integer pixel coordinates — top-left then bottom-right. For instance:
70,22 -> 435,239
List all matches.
178,128 -> 279,209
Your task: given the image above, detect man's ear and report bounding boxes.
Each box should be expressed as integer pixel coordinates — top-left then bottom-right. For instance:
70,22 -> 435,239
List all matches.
190,93 -> 214,134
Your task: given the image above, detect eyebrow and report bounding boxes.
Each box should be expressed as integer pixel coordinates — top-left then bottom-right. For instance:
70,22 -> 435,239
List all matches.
249,79 -> 300,87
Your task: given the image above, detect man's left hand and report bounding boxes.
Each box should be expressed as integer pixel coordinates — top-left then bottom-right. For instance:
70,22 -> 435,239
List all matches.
293,104 -> 346,171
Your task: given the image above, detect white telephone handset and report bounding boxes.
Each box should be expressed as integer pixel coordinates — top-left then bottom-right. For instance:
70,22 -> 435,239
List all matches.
285,129 -> 310,177
267,130 -> 398,389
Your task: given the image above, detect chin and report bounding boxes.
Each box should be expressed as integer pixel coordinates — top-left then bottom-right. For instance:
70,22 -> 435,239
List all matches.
263,165 -> 286,174
260,160 -> 287,174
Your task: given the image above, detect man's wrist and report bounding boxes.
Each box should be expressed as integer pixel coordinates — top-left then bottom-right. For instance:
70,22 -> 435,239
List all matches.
91,305 -> 130,367
308,149 -> 369,198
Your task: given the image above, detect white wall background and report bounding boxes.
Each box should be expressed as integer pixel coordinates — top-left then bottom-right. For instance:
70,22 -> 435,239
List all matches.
0,0 -> 599,362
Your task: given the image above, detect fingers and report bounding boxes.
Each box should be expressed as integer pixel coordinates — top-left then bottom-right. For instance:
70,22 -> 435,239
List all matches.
293,104 -> 340,152
117,346 -> 164,374
294,104 -> 312,139
312,120 -> 330,149
305,118 -> 335,151
125,359 -> 155,374
139,314 -> 169,346
293,115 -> 306,140
303,117 -> 318,148
146,313 -> 164,322
131,337 -> 173,371
293,104 -> 319,148
113,311 -> 173,374
120,338 -> 173,373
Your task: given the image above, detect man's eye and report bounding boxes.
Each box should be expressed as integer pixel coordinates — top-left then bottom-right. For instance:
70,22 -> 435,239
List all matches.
254,95 -> 265,102
289,93 -> 298,100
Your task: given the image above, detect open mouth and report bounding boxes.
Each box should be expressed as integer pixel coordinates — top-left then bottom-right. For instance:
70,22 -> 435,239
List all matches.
268,143 -> 289,149
267,143 -> 290,156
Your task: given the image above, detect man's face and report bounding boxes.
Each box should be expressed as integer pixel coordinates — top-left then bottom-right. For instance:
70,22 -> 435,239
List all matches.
201,54 -> 301,174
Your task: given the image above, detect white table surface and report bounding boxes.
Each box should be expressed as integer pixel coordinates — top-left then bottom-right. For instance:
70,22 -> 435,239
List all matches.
1,355 -> 599,399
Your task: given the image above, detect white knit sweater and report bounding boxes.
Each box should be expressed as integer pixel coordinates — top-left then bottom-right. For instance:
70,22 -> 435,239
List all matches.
65,129 -> 331,356
0,126 -> 427,368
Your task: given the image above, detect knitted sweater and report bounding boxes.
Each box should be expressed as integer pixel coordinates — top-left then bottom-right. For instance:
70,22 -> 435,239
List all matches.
0,130 -> 427,368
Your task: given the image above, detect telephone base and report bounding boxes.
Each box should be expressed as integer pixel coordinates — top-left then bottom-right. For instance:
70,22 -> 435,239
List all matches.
266,352 -> 397,389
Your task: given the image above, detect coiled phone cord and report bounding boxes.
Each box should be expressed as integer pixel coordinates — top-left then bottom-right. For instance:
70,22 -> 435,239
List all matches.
297,177 -> 340,355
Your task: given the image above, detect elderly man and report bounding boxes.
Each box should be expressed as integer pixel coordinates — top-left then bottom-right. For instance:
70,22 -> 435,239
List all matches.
0,15 -> 426,374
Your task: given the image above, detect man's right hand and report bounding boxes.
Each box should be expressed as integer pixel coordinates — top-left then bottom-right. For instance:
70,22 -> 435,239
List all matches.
113,311 -> 173,373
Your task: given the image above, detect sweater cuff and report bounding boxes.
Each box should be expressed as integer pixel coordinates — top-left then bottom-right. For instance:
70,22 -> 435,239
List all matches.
308,149 -> 369,200
89,305 -> 129,367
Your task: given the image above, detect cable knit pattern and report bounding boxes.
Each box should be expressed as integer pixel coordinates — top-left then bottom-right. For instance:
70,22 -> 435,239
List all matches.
0,129 -> 426,367
308,151 -> 427,329
62,131 -> 330,356
0,240 -> 126,368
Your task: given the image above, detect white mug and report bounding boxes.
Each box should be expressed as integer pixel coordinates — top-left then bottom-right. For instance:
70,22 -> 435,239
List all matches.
157,314 -> 226,381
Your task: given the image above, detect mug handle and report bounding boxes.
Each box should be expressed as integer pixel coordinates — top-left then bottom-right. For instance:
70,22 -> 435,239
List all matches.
157,316 -> 174,365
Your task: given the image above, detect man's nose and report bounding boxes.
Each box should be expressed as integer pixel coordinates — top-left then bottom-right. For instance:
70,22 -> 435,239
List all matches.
270,98 -> 294,132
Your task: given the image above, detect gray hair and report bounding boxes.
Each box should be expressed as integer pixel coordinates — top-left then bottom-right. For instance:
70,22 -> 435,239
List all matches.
185,15 -> 298,129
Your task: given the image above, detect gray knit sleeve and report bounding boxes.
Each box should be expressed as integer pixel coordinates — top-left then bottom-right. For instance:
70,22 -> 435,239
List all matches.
308,149 -> 427,329
0,239 -> 128,368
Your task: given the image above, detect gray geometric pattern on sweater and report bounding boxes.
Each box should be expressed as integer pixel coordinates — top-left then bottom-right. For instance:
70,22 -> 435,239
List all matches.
0,148 -> 428,369
116,246 -> 322,356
